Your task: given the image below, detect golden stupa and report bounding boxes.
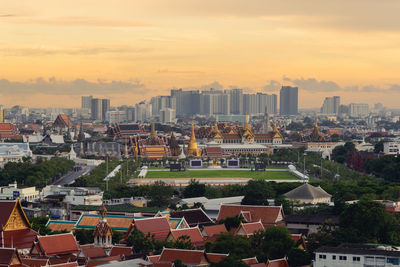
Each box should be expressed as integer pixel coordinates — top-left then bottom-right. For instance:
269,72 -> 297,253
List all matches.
272,119 -> 283,139
187,121 -> 201,156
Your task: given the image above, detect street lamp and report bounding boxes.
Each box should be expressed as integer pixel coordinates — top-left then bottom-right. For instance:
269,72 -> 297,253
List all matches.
303,152 -> 307,177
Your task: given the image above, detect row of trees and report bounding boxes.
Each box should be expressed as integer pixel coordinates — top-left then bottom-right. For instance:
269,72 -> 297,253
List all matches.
0,157 -> 75,188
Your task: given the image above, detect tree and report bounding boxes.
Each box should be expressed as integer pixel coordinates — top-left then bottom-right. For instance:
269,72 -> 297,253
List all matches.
173,260 -> 188,267
220,215 -> 245,231
287,248 -> 311,267
30,216 -> 51,235
173,235 -> 194,250
241,180 -> 274,205
126,229 -> 154,253
261,226 -> 294,260
183,179 -> 206,198
208,232 -> 253,259
74,229 -> 94,245
374,140 -> 384,153
149,181 -> 174,207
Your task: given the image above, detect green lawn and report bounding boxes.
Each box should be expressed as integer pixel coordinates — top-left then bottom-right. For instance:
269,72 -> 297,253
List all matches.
144,170 -> 298,180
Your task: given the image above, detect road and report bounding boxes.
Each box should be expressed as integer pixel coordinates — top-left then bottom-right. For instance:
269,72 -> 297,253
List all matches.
53,166 -> 95,185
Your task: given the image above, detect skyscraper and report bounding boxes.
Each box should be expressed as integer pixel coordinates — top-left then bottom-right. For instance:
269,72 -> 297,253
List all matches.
91,98 -> 102,121
320,96 -> 340,114
280,86 -> 298,115
101,99 -> 110,121
229,89 -> 244,114
81,96 -> 93,110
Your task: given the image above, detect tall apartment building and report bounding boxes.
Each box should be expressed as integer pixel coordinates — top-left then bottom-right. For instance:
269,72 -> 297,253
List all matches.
160,108 -> 176,123
200,90 -> 230,115
243,93 -> 277,115
320,96 -> 340,114
171,89 -> 201,116
81,96 -> 93,110
101,99 -> 110,121
150,96 -> 176,116
90,98 -> 110,122
229,89 -> 244,115
349,103 -> 369,117
135,101 -> 152,122
280,86 -> 298,115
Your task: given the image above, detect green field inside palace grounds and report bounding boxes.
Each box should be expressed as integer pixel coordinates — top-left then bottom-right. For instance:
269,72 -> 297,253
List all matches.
144,169 -> 298,180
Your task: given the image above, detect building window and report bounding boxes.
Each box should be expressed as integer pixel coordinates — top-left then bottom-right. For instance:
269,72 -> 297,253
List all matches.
319,254 -> 326,259
339,256 -> 347,261
332,255 -> 336,260
387,258 -> 399,265
353,256 -> 360,262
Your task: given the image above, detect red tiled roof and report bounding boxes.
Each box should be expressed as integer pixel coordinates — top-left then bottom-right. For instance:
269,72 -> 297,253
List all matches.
85,256 -> 121,267
35,233 -> 79,256
205,253 -> 229,263
154,263 -> 173,267
267,259 -> 289,267
0,248 -> 18,266
237,222 -> 264,236
217,204 -> 284,225
251,263 -> 267,267
81,247 -> 107,259
158,248 -> 205,265
2,228 -> 38,250
242,257 -> 258,265
169,227 -> 204,246
202,224 -> 227,237
0,201 -> 17,231
48,258 -> 71,265
134,217 -> 171,240
21,258 -> 49,267
109,246 -> 132,257
47,262 -> 79,267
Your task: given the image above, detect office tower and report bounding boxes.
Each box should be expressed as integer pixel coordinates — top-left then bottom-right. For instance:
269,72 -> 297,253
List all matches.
91,98 -> 102,121
150,96 -> 176,116
171,89 -> 200,116
126,107 -> 135,122
81,96 -> 93,110
101,99 -> 110,121
256,93 -> 277,114
349,103 -> 369,117
280,86 -> 298,115
160,108 -> 176,123
135,101 -> 152,122
243,94 -> 258,115
200,89 -> 230,115
229,89 -> 244,114
320,96 -> 340,114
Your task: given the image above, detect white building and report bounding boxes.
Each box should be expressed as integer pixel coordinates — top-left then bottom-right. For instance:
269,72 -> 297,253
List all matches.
384,142 -> 400,155
135,101 -> 152,122
160,108 -> 176,123
349,103 -> 369,117
315,244 -> 400,267
0,182 -> 39,202
42,185 -> 103,206
320,96 -> 340,114
106,110 -> 127,124
0,143 -> 32,167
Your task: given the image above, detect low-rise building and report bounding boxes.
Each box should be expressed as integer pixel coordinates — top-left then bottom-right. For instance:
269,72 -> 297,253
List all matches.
42,185 -> 103,206
315,243 -> 400,267
384,142 -> 400,155
0,182 -> 39,202
0,143 -> 32,167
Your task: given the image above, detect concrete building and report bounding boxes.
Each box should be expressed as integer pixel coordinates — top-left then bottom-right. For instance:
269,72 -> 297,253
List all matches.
320,96 -> 340,114
81,96 -> 93,110
315,244 -> 400,267
229,89 -> 244,115
42,185 -> 103,206
0,143 -> 32,167
384,142 -> 400,155
91,98 -> 103,121
102,99 -> 110,121
160,108 -> 176,123
280,86 -> 298,115
349,103 -> 369,117
106,110 -> 127,124
0,182 -> 39,202
134,101 -> 152,122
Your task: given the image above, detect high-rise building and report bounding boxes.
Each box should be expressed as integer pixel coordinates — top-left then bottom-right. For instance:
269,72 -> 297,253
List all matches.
256,93 -> 277,114
229,89 -> 244,115
135,101 -> 152,122
349,103 -> 369,117
320,96 -> 340,114
200,90 -> 230,115
160,108 -> 176,123
81,96 -> 93,110
91,98 -> 102,121
101,99 -> 110,121
150,96 -> 176,116
280,86 -> 298,115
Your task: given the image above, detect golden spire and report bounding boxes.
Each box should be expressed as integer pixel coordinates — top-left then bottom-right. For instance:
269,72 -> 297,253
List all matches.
188,121 -> 199,156
272,118 -> 283,139
244,113 -> 249,129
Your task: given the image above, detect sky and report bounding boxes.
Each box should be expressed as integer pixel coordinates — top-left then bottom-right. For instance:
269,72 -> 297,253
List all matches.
1,0 -> 400,108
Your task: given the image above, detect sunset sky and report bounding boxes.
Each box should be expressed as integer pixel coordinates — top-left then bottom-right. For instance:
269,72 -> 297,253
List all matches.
1,0 -> 400,108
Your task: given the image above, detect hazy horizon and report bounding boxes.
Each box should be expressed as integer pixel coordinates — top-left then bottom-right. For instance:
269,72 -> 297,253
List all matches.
2,0 -> 400,108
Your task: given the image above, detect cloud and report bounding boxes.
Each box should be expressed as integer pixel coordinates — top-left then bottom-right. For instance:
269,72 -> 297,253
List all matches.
0,46 -> 153,57
0,78 -> 146,95
0,14 -> 16,17
262,80 -> 281,92
156,69 -> 205,75
361,84 -> 400,93
283,77 -> 341,92
16,16 -> 153,28
198,81 -> 224,91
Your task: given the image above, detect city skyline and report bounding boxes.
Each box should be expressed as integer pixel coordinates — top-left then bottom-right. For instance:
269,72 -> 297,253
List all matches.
2,0 -> 400,108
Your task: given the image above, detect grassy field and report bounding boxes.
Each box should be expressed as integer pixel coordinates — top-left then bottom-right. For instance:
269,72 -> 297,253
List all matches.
144,170 -> 298,180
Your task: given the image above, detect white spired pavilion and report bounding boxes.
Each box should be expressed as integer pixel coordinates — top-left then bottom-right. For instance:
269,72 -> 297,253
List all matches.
93,205 -> 113,248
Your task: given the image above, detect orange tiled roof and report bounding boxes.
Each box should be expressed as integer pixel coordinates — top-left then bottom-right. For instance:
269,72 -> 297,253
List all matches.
202,224 -> 227,237
205,253 -> 229,263
217,204 -> 284,225
237,222 -> 264,236
242,257 -> 258,265
109,246 -> 132,257
34,233 -> 79,256
169,227 -> 204,246
134,217 -> 171,241
158,248 -> 205,265
267,258 -> 289,267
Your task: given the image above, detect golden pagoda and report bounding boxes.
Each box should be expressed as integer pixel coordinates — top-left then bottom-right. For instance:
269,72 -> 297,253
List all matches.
187,121 -> 201,156
241,114 -> 255,143
272,119 -> 283,139
147,122 -> 160,145
213,119 -> 223,139
310,118 -> 325,141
